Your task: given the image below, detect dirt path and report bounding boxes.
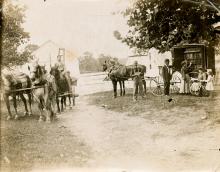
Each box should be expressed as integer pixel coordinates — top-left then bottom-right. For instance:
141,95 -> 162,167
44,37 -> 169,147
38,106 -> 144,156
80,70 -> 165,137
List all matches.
60,96 -> 220,172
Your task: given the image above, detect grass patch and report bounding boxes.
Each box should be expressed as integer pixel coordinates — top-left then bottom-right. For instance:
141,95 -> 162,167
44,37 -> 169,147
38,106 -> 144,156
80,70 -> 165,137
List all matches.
87,89 -> 220,126
0,101 -> 90,172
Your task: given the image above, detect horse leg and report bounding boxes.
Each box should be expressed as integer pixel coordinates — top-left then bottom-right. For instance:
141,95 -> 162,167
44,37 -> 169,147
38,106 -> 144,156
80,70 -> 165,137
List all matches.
38,97 -> 44,122
122,81 -> 125,96
4,94 -> 12,120
56,96 -> 61,113
61,97 -> 64,112
143,80 -> 147,95
119,81 -> 122,96
112,80 -> 117,98
44,98 -> 52,123
12,95 -> 19,120
63,96 -> 67,109
72,95 -> 75,106
27,93 -> 33,116
68,95 -> 73,109
19,93 -> 29,117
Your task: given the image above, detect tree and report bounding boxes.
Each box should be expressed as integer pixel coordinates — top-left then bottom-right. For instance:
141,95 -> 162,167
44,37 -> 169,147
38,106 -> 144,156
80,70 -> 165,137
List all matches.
117,0 -> 220,53
79,52 -> 100,73
2,0 -> 31,67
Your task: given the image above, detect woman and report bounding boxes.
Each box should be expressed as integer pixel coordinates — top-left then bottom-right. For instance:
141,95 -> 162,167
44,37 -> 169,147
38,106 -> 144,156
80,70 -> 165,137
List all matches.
180,61 -> 190,94
198,68 -> 207,81
206,71 -> 214,97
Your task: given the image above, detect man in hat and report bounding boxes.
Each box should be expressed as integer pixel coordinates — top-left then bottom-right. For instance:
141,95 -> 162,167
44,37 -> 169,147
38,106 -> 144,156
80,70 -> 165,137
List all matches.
131,60 -> 144,101
55,55 -> 66,73
162,59 -> 172,96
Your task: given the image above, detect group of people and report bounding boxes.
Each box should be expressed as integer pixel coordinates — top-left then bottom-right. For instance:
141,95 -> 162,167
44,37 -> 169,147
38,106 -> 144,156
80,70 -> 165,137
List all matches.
180,59 -> 214,96
130,58 -> 215,101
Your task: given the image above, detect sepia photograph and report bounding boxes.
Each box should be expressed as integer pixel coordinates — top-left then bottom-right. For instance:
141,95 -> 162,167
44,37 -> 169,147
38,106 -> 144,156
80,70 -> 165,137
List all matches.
1,0 -> 220,171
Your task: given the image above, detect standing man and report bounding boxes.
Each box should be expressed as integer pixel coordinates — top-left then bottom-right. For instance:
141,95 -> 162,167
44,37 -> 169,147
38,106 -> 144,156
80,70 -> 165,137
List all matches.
132,61 -> 144,101
46,68 -> 58,120
162,59 -> 172,96
55,55 -> 66,73
103,60 -> 108,72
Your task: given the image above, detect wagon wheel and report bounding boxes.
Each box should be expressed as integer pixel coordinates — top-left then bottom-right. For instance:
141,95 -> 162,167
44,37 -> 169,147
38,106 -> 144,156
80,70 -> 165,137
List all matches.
170,75 -> 181,94
171,73 -> 181,94
190,85 -> 200,96
149,78 -> 164,96
201,86 -> 209,97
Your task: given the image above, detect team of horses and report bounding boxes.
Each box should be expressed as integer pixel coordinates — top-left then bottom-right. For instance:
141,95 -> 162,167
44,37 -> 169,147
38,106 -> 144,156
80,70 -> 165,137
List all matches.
2,61 -> 153,121
2,65 -> 75,123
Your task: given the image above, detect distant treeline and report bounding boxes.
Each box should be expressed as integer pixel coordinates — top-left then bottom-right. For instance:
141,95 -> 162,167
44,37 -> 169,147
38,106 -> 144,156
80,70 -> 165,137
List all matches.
79,52 -> 127,74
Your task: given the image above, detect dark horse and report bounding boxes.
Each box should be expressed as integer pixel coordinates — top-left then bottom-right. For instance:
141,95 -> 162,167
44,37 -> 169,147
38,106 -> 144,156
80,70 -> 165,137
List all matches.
51,67 -> 71,112
2,70 -> 32,120
105,64 -> 147,98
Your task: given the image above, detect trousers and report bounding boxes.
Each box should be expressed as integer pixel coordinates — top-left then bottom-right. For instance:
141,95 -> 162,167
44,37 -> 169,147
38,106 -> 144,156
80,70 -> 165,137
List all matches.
164,81 -> 170,95
133,76 -> 143,100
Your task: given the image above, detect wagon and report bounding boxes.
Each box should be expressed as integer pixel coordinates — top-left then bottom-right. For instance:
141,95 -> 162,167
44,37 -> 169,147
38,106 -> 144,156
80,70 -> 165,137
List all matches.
148,43 -> 215,96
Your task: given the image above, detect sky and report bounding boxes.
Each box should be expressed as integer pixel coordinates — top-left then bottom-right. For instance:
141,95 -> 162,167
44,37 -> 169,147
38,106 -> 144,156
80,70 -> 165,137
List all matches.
16,0 -> 134,58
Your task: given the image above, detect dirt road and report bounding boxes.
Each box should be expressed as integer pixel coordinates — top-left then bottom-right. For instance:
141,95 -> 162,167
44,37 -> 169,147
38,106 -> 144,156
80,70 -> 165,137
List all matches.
57,96 -> 220,172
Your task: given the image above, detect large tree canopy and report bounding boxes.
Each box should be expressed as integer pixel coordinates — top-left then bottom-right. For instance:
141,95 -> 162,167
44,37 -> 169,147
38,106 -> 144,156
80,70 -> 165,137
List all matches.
118,0 -> 220,53
2,0 -> 31,67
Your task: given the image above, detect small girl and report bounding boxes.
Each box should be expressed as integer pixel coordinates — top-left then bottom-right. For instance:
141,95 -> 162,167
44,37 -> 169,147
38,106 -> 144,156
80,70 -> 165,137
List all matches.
206,71 -> 214,97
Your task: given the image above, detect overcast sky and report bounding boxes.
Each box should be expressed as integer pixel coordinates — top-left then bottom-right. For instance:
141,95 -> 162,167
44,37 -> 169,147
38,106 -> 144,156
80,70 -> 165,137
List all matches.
16,0 -> 133,58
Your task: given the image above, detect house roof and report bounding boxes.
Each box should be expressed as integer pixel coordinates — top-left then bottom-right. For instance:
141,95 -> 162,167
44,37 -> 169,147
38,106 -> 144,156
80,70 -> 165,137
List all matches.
32,40 -> 78,61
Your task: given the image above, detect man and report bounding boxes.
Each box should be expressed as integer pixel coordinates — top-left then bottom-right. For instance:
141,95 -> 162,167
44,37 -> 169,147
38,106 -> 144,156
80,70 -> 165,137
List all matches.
162,59 -> 172,96
103,61 -> 108,72
132,61 -> 144,101
45,68 -> 58,119
55,55 -> 66,73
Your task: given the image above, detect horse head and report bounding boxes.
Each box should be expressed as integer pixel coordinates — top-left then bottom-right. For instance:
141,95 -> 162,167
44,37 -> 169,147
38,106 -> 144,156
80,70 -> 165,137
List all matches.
30,65 -> 46,86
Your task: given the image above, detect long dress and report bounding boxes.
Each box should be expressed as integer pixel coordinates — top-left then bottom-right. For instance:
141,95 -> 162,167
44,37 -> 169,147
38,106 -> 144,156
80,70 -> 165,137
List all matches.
206,75 -> 214,91
180,66 -> 190,93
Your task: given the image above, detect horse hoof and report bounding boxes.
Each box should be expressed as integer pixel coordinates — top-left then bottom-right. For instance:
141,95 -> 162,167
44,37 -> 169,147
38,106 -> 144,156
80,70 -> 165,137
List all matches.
46,120 -> 51,123
14,115 -> 19,120
7,116 -> 12,120
38,118 -> 43,122
28,112 -> 32,116
69,106 -> 73,110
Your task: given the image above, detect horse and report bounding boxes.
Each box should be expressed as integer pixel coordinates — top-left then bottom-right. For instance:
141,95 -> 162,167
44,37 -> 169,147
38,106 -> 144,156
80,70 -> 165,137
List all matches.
107,64 -> 127,98
106,64 -> 147,98
30,65 -> 56,122
51,67 -> 71,112
2,69 -> 32,120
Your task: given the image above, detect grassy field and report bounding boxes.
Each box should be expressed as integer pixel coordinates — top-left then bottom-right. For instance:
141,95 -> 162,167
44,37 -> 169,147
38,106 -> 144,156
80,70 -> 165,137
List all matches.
87,89 -> 220,127
0,101 -> 90,172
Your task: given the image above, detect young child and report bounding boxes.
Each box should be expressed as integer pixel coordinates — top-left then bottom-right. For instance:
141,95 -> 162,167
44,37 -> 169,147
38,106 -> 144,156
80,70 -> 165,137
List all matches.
206,71 -> 214,98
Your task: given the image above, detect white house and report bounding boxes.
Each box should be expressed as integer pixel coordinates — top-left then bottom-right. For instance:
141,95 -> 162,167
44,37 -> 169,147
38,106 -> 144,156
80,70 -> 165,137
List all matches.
126,48 -> 172,77
21,40 -> 80,79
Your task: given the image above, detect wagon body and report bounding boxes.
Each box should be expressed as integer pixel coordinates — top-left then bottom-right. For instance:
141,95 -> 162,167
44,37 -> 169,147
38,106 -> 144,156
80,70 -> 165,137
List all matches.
171,44 -> 215,74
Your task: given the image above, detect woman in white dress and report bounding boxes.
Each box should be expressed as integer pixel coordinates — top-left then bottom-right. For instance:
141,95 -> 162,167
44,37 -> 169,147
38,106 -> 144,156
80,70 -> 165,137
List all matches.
206,71 -> 214,97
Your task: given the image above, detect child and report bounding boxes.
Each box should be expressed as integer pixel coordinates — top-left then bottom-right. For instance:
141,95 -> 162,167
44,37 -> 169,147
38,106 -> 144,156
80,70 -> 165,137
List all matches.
206,71 -> 214,98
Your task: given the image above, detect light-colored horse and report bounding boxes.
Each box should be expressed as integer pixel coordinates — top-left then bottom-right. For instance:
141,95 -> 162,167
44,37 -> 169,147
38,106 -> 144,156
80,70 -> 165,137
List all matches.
30,65 -> 57,122
2,69 -> 32,120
